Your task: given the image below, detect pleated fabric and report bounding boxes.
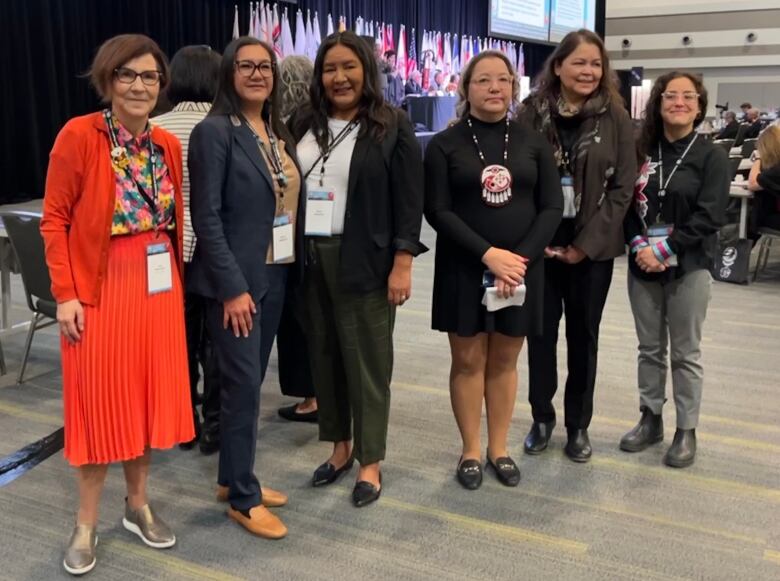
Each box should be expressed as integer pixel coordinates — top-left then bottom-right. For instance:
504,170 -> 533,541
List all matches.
62,231 -> 194,466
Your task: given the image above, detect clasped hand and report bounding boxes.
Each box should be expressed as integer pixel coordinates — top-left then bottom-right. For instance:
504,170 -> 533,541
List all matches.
634,246 -> 667,273
482,247 -> 528,299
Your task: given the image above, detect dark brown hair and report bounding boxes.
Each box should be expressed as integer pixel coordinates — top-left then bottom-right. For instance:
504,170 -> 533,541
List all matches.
209,37 -> 292,145
531,29 -> 622,108
166,45 -> 221,105
456,50 -> 519,119
638,71 -> 708,158
304,31 -> 395,151
88,34 -> 169,102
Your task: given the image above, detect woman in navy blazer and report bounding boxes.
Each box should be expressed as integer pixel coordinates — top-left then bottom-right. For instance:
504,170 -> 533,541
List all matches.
188,37 -> 304,539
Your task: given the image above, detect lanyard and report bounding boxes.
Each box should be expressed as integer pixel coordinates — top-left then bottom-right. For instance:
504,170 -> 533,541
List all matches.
657,132 -> 698,199
303,121 -> 358,186
104,109 -> 161,229
245,118 -> 289,198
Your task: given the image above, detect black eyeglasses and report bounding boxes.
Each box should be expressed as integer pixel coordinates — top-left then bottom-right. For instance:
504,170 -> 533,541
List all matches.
235,60 -> 274,78
114,67 -> 163,86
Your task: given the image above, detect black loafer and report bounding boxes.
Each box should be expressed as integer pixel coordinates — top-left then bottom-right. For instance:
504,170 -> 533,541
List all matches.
312,458 -> 354,487
352,474 -> 382,507
564,428 -> 592,463
278,403 -> 318,423
456,457 -> 483,490
199,432 -> 220,456
486,455 -> 521,487
523,420 -> 555,455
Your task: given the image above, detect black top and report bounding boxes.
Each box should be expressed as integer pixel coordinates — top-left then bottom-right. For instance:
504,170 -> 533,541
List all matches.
715,120 -> 739,141
624,131 -> 729,282
425,116 -> 563,337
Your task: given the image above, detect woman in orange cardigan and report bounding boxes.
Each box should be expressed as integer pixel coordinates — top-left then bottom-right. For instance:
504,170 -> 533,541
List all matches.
40,34 -> 193,576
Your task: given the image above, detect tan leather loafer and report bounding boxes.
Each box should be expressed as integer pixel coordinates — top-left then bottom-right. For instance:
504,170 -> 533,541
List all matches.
216,485 -> 288,507
227,505 -> 287,539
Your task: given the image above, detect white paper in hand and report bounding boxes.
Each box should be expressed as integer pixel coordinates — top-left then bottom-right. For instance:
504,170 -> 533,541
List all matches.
481,285 -> 526,312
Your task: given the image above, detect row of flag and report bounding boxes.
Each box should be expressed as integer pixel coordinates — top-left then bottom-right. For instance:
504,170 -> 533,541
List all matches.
231,2 -> 526,88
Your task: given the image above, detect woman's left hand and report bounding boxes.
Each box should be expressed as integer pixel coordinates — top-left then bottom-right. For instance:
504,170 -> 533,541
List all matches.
556,245 -> 587,264
388,251 -> 413,306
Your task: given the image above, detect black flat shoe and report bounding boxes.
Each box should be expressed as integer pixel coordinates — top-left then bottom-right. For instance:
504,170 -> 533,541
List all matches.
312,458 -> 354,487
456,457 -> 483,490
564,428 -> 592,463
486,455 -> 521,487
199,432 -> 220,456
278,403 -> 318,423
352,473 -> 382,507
523,420 -> 556,455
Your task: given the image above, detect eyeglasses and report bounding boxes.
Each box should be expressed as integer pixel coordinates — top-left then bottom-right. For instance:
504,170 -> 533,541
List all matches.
114,67 -> 163,86
235,60 -> 274,78
471,76 -> 513,88
661,91 -> 699,102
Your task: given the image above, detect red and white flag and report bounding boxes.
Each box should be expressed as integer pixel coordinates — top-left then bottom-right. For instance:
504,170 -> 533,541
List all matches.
396,25 -> 408,82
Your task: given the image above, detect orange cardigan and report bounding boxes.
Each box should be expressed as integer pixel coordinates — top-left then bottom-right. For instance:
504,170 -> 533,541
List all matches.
41,112 -> 184,306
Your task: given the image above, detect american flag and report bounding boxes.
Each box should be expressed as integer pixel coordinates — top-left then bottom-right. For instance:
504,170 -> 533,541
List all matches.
407,27 -> 418,78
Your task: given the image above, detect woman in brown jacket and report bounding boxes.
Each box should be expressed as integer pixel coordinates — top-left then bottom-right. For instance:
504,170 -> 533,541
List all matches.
515,29 -> 636,463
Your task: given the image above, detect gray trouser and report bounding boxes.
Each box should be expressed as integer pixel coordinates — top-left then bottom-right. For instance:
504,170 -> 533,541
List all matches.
627,269 -> 712,429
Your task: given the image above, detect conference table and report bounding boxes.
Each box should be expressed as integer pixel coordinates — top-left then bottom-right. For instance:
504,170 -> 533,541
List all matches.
406,95 -> 457,132
729,182 -> 753,239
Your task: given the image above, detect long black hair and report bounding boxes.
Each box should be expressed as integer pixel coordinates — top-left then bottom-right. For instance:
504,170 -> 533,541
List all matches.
638,71 -> 708,158
300,31 -> 395,151
209,36 -> 292,144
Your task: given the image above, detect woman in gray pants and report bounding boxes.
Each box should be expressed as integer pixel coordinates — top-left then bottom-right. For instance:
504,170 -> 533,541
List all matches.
622,71 -> 729,468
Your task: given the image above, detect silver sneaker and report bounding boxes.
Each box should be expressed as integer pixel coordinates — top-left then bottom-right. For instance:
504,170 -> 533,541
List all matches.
63,524 -> 98,575
122,503 -> 176,549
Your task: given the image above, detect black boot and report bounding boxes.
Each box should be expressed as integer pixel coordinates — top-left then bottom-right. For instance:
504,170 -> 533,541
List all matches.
619,407 -> 663,452
523,420 -> 556,455
664,429 -> 696,468
564,428 -> 592,463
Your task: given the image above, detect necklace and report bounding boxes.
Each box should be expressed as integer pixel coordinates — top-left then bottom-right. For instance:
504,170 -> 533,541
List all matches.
467,116 -> 512,207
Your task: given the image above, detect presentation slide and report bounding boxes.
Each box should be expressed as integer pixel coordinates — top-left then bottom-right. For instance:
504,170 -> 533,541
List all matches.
488,0 -> 551,43
549,0 -> 596,42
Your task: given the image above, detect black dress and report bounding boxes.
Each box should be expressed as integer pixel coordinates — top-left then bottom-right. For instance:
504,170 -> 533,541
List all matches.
425,116 -> 563,337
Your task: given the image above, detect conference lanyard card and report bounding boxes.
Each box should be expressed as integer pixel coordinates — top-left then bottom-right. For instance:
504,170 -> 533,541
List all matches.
305,190 -> 334,236
647,224 -> 678,267
561,175 -> 576,218
272,213 -> 294,263
146,242 -> 173,295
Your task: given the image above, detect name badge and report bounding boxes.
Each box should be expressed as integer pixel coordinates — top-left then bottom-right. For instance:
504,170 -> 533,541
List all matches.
272,214 -> 294,263
146,242 -> 173,294
305,190 -> 334,236
561,175 -> 576,218
647,224 -> 678,267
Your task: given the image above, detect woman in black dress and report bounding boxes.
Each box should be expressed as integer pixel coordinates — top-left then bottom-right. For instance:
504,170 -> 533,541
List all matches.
425,51 -> 563,490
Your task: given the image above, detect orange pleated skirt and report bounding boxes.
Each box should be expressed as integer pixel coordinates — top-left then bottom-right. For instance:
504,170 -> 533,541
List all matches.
61,231 -> 194,466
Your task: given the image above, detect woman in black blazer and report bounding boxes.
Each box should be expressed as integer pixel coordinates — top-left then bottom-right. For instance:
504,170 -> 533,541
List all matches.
289,31 -> 426,507
188,37 -> 304,539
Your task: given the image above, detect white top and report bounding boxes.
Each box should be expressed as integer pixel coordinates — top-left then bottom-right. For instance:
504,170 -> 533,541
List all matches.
152,102 -> 211,262
296,118 -> 357,235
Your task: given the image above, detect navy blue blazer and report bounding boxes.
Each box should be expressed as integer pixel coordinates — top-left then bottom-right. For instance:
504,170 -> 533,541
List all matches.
187,114 -> 305,303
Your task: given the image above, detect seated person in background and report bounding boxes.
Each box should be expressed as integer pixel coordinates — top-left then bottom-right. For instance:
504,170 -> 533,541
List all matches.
445,74 -> 460,94
740,102 -> 752,121
748,126 -> 780,233
743,108 -> 764,140
715,111 -> 739,140
405,69 -> 423,95
428,70 -> 445,94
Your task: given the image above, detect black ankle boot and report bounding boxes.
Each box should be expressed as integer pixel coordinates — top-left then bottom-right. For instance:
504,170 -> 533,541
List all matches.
523,420 -> 556,455
564,428 -> 592,463
664,429 -> 696,468
619,407 -> 663,452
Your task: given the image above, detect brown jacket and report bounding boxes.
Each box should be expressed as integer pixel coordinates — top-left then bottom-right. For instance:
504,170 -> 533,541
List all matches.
516,102 -> 636,261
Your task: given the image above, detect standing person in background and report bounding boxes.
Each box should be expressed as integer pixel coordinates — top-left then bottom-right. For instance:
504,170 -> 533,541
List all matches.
188,37 -> 303,539
383,50 -> 404,108
275,54 -> 318,422
621,72 -> 727,468
153,44 -> 222,454
290,31 -> 426,507
425,51 -> 562,490
516,29 -> 636,463
41,34 -> 193,575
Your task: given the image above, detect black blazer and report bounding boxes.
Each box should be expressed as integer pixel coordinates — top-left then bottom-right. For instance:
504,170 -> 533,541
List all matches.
187,114 -> 305,302
715,120 -> 739,141
290,107 -> 427,292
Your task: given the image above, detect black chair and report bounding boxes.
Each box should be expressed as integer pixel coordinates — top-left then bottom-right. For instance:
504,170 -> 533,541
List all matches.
728,157 -> 743,181
740,138 -> 758,160
713,138 -> 734,154
0,212 -> 57,383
